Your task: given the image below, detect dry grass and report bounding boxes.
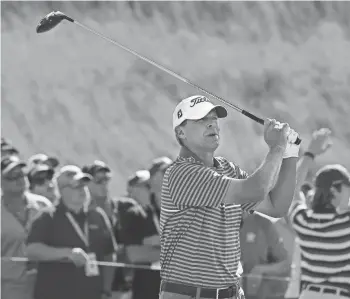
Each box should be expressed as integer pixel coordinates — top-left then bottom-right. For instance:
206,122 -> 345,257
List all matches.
2,1 -> 350,194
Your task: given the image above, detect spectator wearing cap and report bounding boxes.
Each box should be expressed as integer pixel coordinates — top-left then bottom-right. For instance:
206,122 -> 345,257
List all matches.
27,164 -> 57,203
127,170 -> 152,207
1,137 -> 19,158
27,153 -> 59,170
239,212 -> 289,299
82,160 -> 116,222
288,128 -> 350,299
118,170 -> 161,299
26,165 -> 118,299
82,160 -> 129,299
1,156 -> 52,299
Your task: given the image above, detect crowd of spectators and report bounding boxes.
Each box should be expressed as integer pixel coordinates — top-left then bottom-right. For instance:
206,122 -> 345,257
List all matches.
1,127 -> 349,299
1,137 -> 171,299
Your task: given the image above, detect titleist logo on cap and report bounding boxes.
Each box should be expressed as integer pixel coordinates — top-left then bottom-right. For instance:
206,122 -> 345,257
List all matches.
189,96 -> 209,107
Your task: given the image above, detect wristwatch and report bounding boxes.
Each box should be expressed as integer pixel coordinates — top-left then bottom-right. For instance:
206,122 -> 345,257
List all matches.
303,151 -> 315,160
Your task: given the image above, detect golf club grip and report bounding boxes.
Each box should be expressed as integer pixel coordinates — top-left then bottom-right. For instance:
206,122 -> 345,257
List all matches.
241,110 -> 264,125
241,110 -> 302,145
64,15 -> 74,23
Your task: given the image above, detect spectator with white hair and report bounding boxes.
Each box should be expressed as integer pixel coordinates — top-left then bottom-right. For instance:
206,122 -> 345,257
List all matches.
26,165 -> 117,299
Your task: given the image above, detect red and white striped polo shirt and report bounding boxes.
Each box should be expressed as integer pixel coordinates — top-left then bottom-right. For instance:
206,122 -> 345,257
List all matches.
160,147 -> 256,288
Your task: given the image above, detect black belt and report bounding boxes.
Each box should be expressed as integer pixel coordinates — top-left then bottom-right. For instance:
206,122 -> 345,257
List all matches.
160,281 -> 238,299
307,285 -> 350,298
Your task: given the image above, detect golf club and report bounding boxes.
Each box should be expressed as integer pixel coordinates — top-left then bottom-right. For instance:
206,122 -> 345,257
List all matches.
36,11 -> 301,145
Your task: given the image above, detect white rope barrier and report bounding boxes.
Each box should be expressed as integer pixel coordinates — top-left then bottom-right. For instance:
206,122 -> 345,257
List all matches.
2,256 -> 162,271
1,256 -> 292,282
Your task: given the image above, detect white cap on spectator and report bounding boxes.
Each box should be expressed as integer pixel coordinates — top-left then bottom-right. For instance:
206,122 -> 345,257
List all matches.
127,170 -> 150,187
28,153 -> 59,169
1,155 -> 26,175
55,165 -> 92,188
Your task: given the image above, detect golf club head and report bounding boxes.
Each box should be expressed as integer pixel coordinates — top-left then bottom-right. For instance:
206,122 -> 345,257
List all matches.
36,11 -> 74,33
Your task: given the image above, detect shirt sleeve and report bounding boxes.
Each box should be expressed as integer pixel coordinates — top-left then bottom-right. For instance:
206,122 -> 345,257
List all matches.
230,163 -> 256,213
26,210 -> 53,245
288,192 -> 309,230
167,162 -> 231,209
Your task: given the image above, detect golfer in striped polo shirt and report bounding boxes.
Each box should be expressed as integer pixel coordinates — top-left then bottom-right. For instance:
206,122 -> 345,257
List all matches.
159,95 -> 300,299
288,128 -> 350,299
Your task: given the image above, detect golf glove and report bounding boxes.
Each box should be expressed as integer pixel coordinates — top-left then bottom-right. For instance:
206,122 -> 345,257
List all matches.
283,129 -> 300,159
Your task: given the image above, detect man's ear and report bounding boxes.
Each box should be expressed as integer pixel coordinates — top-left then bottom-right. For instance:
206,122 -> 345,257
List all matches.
175,126 -> 185,139
177,126 -> 185,138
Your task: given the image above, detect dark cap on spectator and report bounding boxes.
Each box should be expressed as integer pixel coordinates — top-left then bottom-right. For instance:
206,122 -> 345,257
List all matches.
1,156 -> 26,175
149,156 -> 172,176
28,164 -> 55,184
82,160 -> 111,176
1,138 -> 19,155
127,170 -> 150,187
314,164 -> 350,189
28,153 -> 60,169
55,165 -> 92,188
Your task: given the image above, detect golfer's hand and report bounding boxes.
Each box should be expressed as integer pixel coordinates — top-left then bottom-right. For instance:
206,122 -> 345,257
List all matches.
307,128 -> 332,156
263,118 -> 290,150
67,247 -> 89,267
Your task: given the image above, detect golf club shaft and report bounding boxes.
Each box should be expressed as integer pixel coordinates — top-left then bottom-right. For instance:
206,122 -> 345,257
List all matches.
72,21 -> 259,121
62,16 -> 301,144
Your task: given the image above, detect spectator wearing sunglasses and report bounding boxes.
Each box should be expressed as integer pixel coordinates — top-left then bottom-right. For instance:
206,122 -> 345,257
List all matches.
82,160 -> 127,299
1,156 -> 52,299
82,160 -> 116,223
26,165 -> 118,299
28,164 -> 57,203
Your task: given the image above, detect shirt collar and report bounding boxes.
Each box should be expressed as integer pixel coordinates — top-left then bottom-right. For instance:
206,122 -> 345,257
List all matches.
178,146 -> 221,168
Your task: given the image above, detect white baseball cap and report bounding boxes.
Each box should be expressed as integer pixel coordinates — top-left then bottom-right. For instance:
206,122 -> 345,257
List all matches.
172,95 -> 227,129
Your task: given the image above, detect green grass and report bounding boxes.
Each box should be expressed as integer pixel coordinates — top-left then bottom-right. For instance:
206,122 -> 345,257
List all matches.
2,1 -> 350,194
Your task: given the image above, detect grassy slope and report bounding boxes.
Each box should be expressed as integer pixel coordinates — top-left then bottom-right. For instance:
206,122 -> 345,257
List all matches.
2,1 -> 350,195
